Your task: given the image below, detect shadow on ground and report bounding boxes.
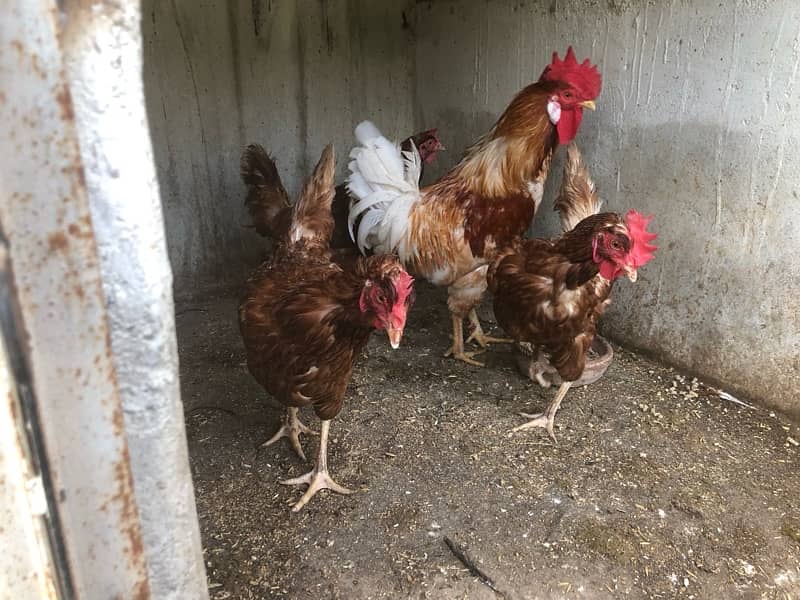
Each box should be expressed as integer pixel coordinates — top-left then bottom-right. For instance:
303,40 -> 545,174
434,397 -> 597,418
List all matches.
177,283 -> 800,600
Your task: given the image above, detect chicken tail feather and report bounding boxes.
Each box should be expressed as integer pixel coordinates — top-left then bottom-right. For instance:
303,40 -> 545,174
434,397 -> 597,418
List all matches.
240,144 -> 291,237
289,144 -> 336,245
554,143 -> 603,232
346,121 -> 421,258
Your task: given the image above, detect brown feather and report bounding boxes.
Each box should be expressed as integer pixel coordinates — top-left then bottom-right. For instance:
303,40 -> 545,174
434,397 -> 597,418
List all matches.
240,253 -> 402,420
487,142 -> 627,383
239,145 -> 411,421
406,82 -> 562,291
489,189 -> 627,384
488,233 -> 613,383
554,143 -> 602,232
240,144 -> 292,238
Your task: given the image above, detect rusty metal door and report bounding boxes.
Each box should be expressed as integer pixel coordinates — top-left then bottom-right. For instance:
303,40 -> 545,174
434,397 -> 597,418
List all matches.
0,2 -> 207,598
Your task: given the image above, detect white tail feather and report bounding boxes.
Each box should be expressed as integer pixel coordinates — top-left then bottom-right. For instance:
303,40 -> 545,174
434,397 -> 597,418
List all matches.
346,121 -> 422,258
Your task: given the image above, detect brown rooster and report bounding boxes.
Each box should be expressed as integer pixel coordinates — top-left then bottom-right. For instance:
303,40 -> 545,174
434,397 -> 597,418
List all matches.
239,145 -> 415,511
488,144 -> 657,441
240,129 -> 444,248
347,47 -> 602,366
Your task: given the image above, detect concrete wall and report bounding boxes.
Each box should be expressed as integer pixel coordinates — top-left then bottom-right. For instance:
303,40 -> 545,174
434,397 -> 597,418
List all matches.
413,0 -> 799,416
144,0 -> 800,414
143,0 -> 416,291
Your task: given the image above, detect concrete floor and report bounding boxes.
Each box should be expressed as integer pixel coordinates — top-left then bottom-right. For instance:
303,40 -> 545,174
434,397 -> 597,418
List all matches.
177,283 -> 800,600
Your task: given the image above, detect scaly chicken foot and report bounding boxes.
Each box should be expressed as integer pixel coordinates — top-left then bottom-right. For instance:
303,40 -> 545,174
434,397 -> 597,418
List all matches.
280,420 -> 353,512
465,308 -> 513,348
443,314 -> 486,366
511,381 -> 572,442
262,406 -> 318,461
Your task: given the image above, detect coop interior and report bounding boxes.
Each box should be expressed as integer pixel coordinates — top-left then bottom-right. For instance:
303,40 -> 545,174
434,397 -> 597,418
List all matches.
141,1 -> 800,598
5,1 -> 800,599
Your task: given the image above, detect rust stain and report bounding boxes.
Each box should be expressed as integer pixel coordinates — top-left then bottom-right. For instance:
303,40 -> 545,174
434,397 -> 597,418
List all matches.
112,447 -> 145,560
7,391 -> 18,422
55,85 -> 75,122
112,404 -> 124,434
132,579 -> 149,600
106,407 -> 148,585
98,425 -> 149,596
10,39 -> 24,59
48,231 -> 69,251
61,163 -> 86,188
67,222 -> 93,240
31,53 -> 46,79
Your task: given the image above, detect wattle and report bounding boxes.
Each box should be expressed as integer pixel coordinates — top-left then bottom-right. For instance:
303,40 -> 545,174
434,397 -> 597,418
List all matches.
599,260 -> 620,280
556,108 -> 584,145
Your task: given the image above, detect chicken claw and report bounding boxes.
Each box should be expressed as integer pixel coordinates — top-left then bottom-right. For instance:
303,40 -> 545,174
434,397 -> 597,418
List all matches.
444,313 -> 486,366
511,412 -> 558,442
510,381 -> 572,443
466,329 -> 513,348
281,468 -> 353,513
466,309 -> 512,348
262,406 -> 318,461
280,419 -> 352,512
443,345 -> 486,367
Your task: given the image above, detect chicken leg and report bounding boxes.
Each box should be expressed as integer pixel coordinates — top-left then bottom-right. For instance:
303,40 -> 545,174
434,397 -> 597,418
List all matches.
465,308 -> 512,348
280,419 -> 353,512
511,381 -> 572,442
262,406 -> 318,461
443,314 -> 486,366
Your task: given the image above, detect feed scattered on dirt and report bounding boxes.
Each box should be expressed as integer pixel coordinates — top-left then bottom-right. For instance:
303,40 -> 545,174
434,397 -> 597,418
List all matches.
178,285 -> 800,599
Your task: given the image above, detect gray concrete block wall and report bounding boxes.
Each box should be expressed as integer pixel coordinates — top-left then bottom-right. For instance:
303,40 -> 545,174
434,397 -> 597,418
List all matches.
144,1 -> 800,415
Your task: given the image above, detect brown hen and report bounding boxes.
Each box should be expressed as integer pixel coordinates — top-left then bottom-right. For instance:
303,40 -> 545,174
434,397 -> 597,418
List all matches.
488,144 -> 657,440
239,145 -> 414,511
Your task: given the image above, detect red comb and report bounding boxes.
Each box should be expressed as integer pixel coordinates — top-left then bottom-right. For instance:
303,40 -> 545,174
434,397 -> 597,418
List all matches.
394,270 -> 414,306
389,269 -> 414,325
624,210 -> 657,268
539,46 -> 602,99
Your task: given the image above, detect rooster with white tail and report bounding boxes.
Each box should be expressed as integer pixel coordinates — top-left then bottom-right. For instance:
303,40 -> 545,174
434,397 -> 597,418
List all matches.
347,47 -> 603,365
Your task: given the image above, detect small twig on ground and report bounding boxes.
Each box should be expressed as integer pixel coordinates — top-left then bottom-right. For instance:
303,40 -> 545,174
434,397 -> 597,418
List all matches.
444,535 -> 506,598
699,385 -> 756,410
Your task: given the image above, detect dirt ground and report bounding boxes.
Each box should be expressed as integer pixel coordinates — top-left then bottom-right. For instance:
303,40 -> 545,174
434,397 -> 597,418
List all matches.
177,282 -> 800,600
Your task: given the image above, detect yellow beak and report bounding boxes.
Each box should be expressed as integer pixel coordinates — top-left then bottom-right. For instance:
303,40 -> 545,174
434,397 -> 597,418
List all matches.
386,325 -> 404,349
579,100 -> 596,111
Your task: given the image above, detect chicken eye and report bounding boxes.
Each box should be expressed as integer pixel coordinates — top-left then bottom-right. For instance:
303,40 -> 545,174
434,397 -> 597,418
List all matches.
375,291 -> 386,304
563,91 -> 573,99
610,240 -> 621,250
